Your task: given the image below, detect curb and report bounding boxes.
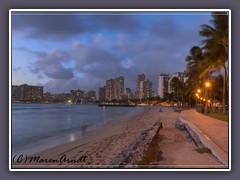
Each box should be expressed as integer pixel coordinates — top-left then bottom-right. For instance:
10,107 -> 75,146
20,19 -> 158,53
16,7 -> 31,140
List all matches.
108,122 -> 162,168
176,116 -> 228,168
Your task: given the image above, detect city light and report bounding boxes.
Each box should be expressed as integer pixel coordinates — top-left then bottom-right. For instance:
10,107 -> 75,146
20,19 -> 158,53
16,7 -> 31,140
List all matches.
206,82 -> 210,87
197,89 -> 201,93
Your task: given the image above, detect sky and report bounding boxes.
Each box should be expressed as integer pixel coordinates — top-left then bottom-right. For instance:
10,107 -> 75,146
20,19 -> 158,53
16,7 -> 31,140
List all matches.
11,10 -> 213,94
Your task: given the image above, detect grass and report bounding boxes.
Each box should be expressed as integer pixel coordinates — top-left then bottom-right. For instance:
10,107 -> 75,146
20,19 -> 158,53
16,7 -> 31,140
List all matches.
138,135 -> 160,166
205,110 -> 229,122
195,147 -> 212,154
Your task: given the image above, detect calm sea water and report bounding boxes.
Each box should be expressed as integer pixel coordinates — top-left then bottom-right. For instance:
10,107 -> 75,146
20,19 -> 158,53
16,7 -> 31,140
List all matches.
11,103 -> 140,155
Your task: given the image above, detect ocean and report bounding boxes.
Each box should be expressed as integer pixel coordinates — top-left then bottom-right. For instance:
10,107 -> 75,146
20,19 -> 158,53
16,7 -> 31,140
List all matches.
11,103 -> 140,155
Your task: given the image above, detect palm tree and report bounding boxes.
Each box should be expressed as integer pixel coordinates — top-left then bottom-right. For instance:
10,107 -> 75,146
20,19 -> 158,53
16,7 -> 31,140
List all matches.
185,46 -> 206,107
185,46 -> 204,86
170,77 -> 186,108
199,12 -> 229,114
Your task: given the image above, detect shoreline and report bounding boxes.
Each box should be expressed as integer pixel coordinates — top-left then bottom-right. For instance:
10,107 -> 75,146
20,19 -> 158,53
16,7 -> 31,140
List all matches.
12,106 -> 224,169
12,106 -> 160,168
12,104 -> 144,156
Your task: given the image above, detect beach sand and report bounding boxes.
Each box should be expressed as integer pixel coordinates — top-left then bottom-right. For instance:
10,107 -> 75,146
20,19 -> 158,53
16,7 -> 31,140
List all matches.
12,106 -> 223,169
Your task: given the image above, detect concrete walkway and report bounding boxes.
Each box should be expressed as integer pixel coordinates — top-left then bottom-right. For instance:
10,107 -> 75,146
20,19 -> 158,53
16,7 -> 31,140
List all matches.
180,109 -> 229,167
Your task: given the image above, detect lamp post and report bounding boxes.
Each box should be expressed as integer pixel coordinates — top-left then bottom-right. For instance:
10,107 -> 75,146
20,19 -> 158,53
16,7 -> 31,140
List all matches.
205,82 -> 210,114
196,89 -> 201,111
195,93 -> 198,110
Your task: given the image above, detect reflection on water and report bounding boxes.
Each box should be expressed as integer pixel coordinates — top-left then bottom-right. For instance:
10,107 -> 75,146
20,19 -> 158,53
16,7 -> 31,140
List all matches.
67,105 -> 72,125
81,122 -> 88,137
102,107 -> 106,123
69,133 -> 75,142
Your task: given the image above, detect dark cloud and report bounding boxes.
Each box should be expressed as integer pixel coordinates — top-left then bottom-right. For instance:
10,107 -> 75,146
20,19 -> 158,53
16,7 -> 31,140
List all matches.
12,13 -> 142,40
29,48 -> 74,80
149,17 -> 181,38
12,15 -> 87,40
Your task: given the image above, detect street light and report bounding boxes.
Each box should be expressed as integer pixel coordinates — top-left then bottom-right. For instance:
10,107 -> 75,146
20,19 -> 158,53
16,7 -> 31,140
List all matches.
205,82 -> 210,114
195,93 -> 199,110
196,89 -> 201,110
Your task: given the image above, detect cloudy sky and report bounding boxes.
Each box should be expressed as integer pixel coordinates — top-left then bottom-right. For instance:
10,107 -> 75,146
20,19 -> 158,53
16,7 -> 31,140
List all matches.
11,10 -> 212,93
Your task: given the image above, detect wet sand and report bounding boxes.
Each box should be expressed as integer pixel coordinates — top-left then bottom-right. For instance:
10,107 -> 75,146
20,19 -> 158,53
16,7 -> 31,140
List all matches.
12,106 -> 223,169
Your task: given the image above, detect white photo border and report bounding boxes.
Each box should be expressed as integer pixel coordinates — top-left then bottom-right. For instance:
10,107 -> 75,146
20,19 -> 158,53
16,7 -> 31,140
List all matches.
9,9 -> 231,172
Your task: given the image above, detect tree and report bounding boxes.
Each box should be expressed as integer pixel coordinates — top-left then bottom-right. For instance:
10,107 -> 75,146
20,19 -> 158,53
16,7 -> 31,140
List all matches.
185,46 -> 206,108
170,77 -> 186,107
185,46 -> 205,89
199,12 -> 229,114
210,75 -> 225,111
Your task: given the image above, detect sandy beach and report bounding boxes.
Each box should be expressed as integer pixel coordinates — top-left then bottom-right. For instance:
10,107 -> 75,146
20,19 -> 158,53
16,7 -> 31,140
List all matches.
12,106 -> 224,169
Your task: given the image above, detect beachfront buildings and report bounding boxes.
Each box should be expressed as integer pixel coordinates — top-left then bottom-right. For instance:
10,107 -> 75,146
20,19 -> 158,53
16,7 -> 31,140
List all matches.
106,79 -> 115,101
168,71 -> 188,93
114,76 -> 125,100
98,86 -> 106,101
104,76 -> 125,101
136,74 -> 153,99
136,74 -> 145,99
157,74 -> 170,98
12,84 -> 43,102
172,72 -> 188,83
70,89 -> 96,103
145,79 -> 153,98
53,93 -> 71,102
157,71 -> 188,97
71,89 -> 85,102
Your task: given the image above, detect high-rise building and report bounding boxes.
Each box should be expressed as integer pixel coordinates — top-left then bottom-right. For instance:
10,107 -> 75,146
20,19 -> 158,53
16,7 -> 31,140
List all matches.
168,77 -> 173,94
105,76 -> 125,101
106,79 -> 114,101
157,74 -> 169,98
98,86 -> 106,102
172,72 -> 187,82
136,74 -> 146,99
136,74 -> 153,99
145,79 -> 153,98
114,76 -> 124,100
168,71 -> 188,93
12,84 -> 43,102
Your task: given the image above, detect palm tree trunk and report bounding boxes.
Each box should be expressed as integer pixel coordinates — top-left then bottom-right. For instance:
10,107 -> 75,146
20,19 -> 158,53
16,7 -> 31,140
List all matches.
222,64 -> 227,114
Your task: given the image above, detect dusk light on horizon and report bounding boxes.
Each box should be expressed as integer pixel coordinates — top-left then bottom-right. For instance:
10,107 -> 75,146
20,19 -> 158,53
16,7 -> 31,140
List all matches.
12,11 -> 212,93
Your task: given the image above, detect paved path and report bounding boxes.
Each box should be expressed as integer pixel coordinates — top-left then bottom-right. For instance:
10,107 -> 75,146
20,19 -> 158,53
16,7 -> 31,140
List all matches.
180,109 -> 229,167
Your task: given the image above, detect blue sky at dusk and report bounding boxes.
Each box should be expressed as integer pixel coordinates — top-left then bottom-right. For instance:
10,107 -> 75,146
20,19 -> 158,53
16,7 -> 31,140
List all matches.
11,10 -> 212,93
